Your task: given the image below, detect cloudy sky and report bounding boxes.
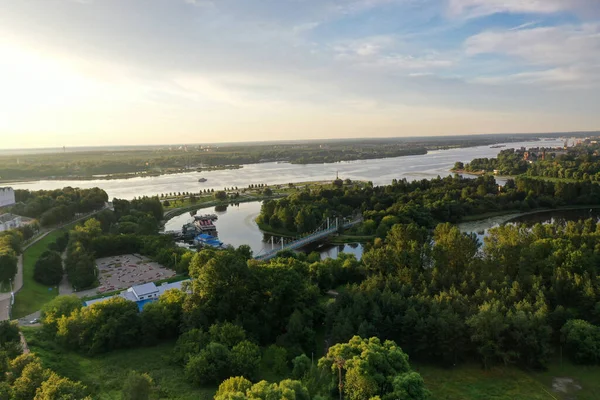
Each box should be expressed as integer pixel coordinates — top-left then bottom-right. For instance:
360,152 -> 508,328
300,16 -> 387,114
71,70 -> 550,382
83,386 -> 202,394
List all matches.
0,0 -> 599,148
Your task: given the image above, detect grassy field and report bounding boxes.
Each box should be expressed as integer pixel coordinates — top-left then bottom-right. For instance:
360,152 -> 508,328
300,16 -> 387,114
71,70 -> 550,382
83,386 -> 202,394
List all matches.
22,327 -> 215,400
416,360 -> 600,400
12,230 -> 66,319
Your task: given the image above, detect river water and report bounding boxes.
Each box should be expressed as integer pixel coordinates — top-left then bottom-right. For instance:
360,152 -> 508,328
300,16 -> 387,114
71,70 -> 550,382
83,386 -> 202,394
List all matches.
10,139 -> 564,200
11,138 -> 565,259
164,201 -> 364,259
459,208 -> 600,244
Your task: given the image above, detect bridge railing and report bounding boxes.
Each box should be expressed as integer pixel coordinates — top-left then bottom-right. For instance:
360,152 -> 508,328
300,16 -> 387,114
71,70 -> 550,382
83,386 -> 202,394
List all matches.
255,215 -> 362,261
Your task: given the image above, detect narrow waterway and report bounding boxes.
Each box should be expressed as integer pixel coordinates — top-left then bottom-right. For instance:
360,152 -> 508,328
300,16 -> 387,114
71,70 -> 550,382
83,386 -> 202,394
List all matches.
459,208 -> 600,243
164,201 -> 364,259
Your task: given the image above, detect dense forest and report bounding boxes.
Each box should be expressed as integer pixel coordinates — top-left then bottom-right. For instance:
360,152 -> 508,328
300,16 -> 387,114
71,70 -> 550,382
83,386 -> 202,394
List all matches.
456,148 -> 528,175
527,152 -> 600,181
11,187 -> 108,227
0,135 -> 533,181
13,170 -> 600,398
457,144 -> 600,182
257,174 -> 600,235
33,217 -> 600,398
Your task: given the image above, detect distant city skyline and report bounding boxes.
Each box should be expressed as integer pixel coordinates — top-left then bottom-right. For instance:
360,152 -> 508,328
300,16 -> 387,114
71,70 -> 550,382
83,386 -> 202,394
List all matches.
1,0 -> 599,148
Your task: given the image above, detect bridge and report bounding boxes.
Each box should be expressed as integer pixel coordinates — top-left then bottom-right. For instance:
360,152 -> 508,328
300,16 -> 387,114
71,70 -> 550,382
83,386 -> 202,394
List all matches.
254,215 -> 363,261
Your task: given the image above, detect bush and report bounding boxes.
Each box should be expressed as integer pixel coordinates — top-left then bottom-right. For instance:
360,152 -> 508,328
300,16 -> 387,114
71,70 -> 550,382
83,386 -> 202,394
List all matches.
34,250 -> 64,286
562,319 -> 600,364
122,371 -> 154,400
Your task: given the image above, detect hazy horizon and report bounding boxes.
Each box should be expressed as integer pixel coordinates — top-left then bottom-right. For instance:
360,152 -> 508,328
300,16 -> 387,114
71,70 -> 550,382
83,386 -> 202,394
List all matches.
1,0 -> 599,148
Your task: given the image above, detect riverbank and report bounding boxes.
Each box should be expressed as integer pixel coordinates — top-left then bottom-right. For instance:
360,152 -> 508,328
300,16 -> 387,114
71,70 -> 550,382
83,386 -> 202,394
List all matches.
458,204 -> 600,234
163,194 -> 286,222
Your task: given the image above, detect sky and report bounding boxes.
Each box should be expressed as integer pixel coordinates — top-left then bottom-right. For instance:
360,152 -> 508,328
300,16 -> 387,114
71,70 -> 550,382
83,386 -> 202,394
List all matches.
0,0 -> 599,148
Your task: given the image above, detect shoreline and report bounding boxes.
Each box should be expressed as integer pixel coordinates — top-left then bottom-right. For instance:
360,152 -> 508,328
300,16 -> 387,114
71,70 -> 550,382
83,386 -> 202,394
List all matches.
458,204 -> 600,233
1,138 -> 541,185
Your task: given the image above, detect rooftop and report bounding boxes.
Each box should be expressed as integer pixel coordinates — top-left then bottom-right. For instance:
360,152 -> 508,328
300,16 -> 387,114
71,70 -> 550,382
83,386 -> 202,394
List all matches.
131,282 -> 159,297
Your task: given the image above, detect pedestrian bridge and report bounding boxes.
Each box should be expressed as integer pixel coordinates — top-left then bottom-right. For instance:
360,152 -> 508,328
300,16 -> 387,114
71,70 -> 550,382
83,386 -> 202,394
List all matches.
255,215 -> 363,261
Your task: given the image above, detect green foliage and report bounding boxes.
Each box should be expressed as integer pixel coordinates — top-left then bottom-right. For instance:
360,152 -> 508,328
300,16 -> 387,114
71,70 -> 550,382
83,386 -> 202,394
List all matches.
215,377 -> 310,400
12,360 -> 50,400
34,372 -> 90,400
291,354 -> 311,379
230,341 -> 261,380
209,323 -> 246,348
184,342 -> 231,385
40,296 -> 83,335
33,250 -> 64,286
319,336 -> 428,400
12,187 -> 107,227
261,345 -> 288,377
562,319 -> 600,364
121,371 -> 154,400
214,191 -> 228,201
0,232 -> 20,284
56,297 -> 141,355
172,329 -> 210,365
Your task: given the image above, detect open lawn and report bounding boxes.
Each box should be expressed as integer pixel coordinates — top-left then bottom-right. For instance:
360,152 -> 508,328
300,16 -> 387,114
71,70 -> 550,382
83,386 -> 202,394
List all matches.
22,327 -> 215,400
12,230 -> 65,319
416,360 -> 600,400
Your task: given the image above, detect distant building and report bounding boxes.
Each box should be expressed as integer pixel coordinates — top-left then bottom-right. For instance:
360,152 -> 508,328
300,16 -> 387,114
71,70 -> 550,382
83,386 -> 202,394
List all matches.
0,188 -> 15,208
0,214 -> 22,233
84,280 -> 189,311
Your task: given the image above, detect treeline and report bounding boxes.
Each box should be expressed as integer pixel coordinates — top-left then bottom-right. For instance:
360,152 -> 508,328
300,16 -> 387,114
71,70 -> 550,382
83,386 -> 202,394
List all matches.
60,196 -> 166,290
527,152 -> 600,181
0,320 -> 91,399
258,174 -> 600,235
456,148 -> 528,175
12,187 -> 107,227
0,224 -> 40,285
0,136 -> 531,181
459,146 -> 600,182
327,221 -> 600,369
41,244 -> 425,399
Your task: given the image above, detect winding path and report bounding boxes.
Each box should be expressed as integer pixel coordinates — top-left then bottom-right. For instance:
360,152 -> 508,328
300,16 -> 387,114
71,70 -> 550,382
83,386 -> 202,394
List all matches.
0,207 -> 108,321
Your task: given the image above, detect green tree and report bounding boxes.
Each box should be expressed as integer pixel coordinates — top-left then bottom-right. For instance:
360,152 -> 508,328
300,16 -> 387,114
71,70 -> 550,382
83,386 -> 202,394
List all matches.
40,295 -> 82,335
121,371 -> 154,400
562,319 -> 600,364
319,336 -> 428,400
33,372 -> 90,400
230,340 -> 261,380
185,342 -> 231,385
34,250 -> 64,286
12,361 -> 49,400
291,354 -> 311,379
209,322 -> 246,348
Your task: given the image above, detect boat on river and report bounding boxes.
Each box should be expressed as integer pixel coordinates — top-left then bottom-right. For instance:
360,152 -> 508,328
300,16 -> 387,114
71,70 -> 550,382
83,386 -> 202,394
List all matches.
198,177 -> 208,182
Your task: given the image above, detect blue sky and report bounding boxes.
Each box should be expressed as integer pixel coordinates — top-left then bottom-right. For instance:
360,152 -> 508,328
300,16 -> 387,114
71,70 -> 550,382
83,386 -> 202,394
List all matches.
0,0 -> 599,147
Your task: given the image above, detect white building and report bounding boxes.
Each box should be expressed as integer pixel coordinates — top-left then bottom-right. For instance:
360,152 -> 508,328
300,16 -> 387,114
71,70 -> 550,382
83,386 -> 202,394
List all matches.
0,214 -> 22,233
84,280 -> 190,309
0,188 -> 15,208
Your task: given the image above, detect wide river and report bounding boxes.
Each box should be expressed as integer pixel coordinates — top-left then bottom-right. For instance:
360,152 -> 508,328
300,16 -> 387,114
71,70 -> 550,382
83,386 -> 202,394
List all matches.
12,138 -> 565,259
10,139 -> 564,200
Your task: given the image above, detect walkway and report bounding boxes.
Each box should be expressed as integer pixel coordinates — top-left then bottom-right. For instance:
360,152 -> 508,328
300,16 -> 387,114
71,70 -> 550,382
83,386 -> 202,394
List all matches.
1,206 -> 108,321
255,216 -> 363,261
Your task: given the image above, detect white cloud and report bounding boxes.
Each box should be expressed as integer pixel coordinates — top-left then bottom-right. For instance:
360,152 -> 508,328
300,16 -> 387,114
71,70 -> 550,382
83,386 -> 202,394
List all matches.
465,24 -> 600,66
447,0 -> 594,19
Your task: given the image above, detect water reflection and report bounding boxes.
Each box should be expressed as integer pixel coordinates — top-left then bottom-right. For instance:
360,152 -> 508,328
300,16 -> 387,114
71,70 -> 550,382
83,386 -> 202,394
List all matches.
461,208 -> 600,243
164,201 -> 364,259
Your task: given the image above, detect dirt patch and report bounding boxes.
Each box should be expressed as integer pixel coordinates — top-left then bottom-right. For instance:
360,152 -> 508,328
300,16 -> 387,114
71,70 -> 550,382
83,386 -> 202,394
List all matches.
552,377 -> 582,399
